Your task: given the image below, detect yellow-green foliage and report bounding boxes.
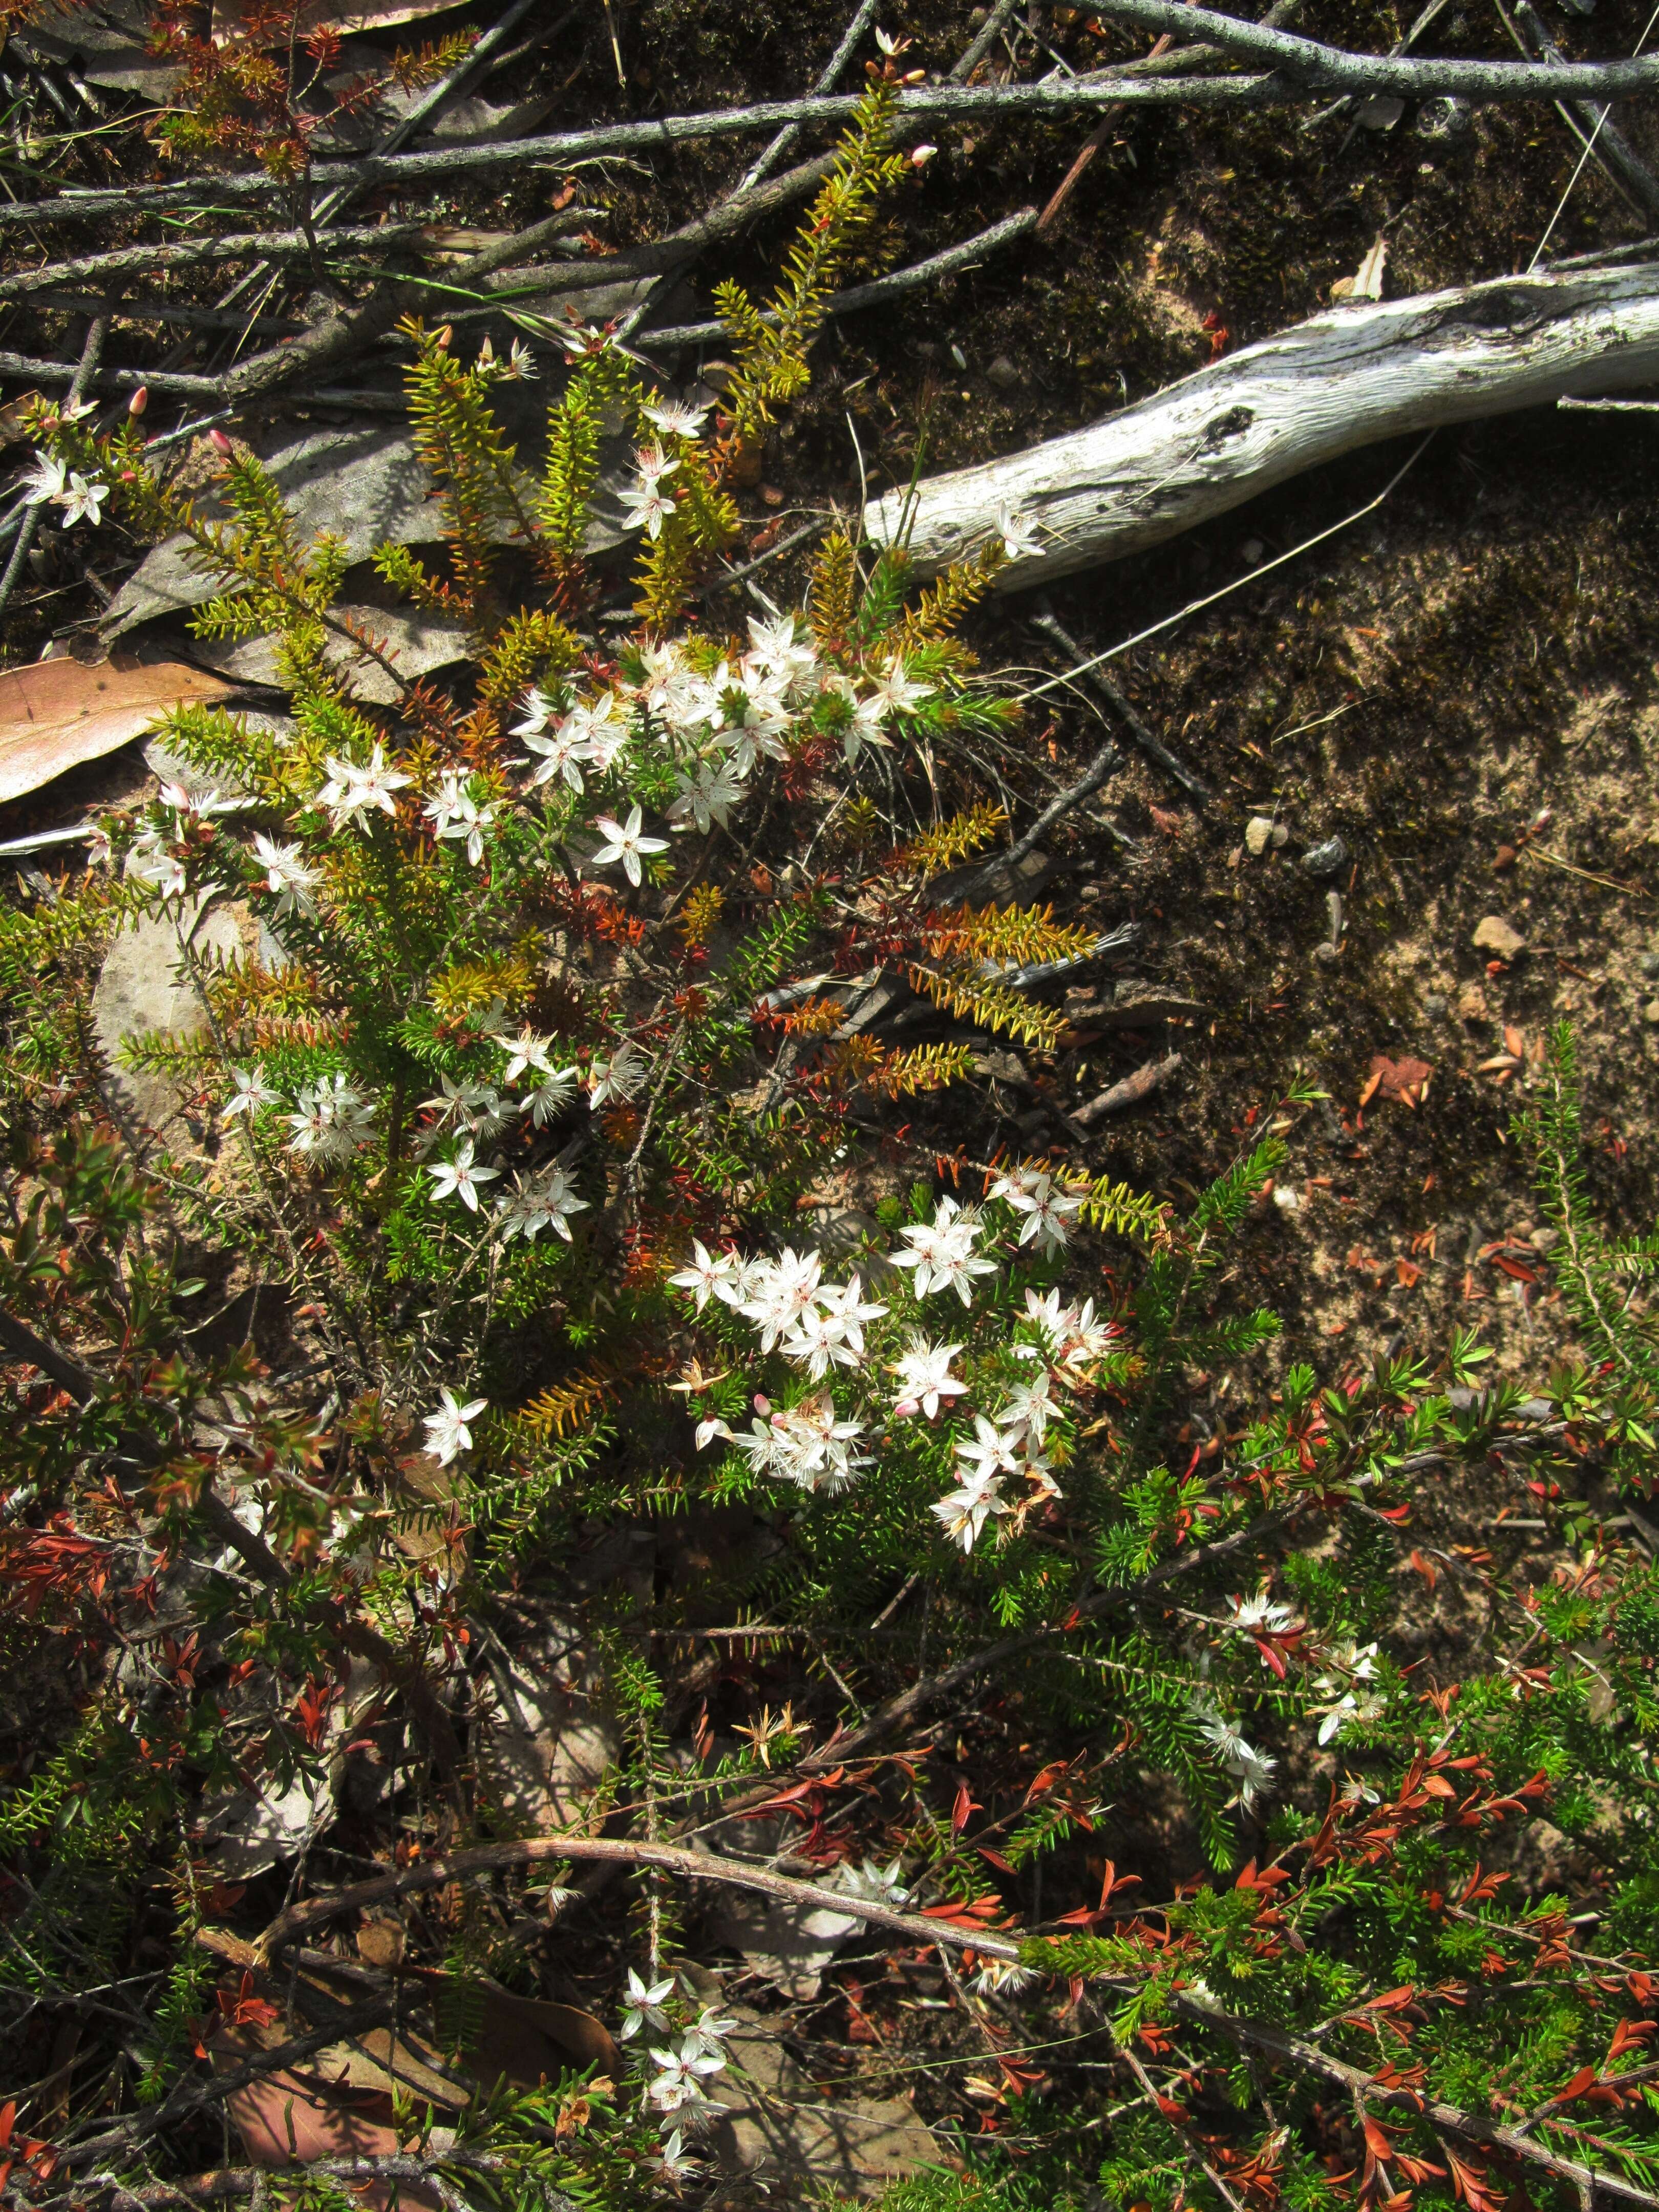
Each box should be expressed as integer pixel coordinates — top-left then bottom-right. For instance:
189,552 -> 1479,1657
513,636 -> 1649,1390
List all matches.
923,903 -> 1098,967
809,531 -> 859,647
909,962 -> 1067,1051
716,80 -> 908,450
895,804 -> 1007,879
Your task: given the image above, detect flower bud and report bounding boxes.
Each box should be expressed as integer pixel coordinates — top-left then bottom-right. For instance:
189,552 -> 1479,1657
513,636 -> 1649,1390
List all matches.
128,385 -> 148,418
910,142 -> 938,166
209,427 -> 234,455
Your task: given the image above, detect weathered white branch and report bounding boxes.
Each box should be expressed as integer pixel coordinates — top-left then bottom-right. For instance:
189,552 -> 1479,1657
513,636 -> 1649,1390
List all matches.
863,263 -> 1659,588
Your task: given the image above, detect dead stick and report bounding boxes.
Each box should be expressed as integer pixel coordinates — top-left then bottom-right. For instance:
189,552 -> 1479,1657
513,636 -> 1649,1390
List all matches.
1073,1050 -> 1184,1127
1184,2002 -> 1659,2212
1084,0 -> 1659,96
0,225 -> 428,303
254,1835 -> 1027,1968
1032,602 -> 1211,800
636,206 -> 1039,350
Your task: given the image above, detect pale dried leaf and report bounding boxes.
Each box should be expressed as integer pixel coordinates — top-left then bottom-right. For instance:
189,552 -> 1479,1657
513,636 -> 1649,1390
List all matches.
0,656 -> 232,806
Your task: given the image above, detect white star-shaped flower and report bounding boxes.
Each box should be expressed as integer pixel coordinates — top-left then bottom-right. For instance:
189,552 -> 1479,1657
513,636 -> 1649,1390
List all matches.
888,1196 -> 997,1305
222,1064 -> 279,1119
642,396 -> 709,439
589,804 -> 668,887
619,1966 -> 675,2041
954,1413 -> 1023,1486
427,1136 -> 500,1212
315,744 -> 412,832
59,472 -> 108,529
251,833 -> 321,918
867,653 -> 933,719
995,502 -> 1042,561
20,450 -> 66,506
932,1471 -> 1010,1553
423,1386 -> 486,1466
890,1335 -> 966,1420
587,1040 -> 647,1107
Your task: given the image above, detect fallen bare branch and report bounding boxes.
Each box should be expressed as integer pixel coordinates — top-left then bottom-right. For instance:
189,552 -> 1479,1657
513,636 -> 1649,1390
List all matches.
865,264 -> 1659,587
252,1835 -> 1027,1967
1186,2001 -> 1659,2212
0,225 -> 428,302
1031,603 -> 1211,800
1088,0 -> 1659,98
636,206 -> 1039,350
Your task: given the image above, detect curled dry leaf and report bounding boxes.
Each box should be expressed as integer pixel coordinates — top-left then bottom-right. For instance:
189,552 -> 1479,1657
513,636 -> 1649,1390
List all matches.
0,655 -> 233,807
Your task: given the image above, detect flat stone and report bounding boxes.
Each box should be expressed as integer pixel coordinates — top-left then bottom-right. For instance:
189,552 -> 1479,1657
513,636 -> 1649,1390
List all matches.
1472,914 -> 1526,960
195,606 -> 473,707
707,2011 -> 941,2200
93,898 -> 243,1135
1244,814 -> 1274,857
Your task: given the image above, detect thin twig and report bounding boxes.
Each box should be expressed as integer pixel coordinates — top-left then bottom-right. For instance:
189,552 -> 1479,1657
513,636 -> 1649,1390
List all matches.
637,206 -> 1039,350
253,1834 -> 1025,1966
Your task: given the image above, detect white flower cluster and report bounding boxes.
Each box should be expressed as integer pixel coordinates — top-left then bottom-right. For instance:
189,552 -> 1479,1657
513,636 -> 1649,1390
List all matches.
219,1061 -> 377,1168
617,1969 -> 737,2138
23,439 -> 107,530
1189,1698 -> 1277,1811
676,1176 -> 1118,1554
509,611 -> 935,894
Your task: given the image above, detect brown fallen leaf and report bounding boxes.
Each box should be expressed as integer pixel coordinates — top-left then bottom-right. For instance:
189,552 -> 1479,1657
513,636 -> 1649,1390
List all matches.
212,2024 -> 440,2210
1503,1025 -> 1526,1060
0,654 -> 233,807
1368,1053 -> 1433,1108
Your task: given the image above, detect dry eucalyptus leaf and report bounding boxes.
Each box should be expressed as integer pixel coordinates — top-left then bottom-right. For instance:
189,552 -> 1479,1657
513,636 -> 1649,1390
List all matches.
0,656 -> 233,806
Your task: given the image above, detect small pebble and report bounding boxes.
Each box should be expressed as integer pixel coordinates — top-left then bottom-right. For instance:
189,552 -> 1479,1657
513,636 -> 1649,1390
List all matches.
986,354 -> 1019,391
1272,1185 -> 1303,1213
1312,942 -> 1340,968
1644,1000 -> 1659,1027
1473,914 -> 1526,960
1271,823 -> 1288,848
1241,538 -> 1265,566
1424,992 -> 1448,1017
1244,815 -> 1275,857
1640,951 -> 1659,979
1457,981 -> 1488,1020
1303,834 -> 1350,878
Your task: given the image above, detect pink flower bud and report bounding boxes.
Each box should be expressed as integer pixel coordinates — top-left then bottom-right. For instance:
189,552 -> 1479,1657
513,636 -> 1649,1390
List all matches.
128,386 -> 148,417
209,427 -> 234,455
910,143 -> 938,166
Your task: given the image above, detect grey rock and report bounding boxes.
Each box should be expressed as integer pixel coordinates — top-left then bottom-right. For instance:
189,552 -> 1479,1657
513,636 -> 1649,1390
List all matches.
23,0 -> 181,96
93,898 -> 243,1134
107,410 -> 631,641
1357,94 -> 1406,127
1302,834 -> 1350,878
1640,951 -> 1659,979
195,605 -> 473,706
706,2008 -> 939,2199
986,353 -> 1020,391
1424,992 -> 1448,1017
